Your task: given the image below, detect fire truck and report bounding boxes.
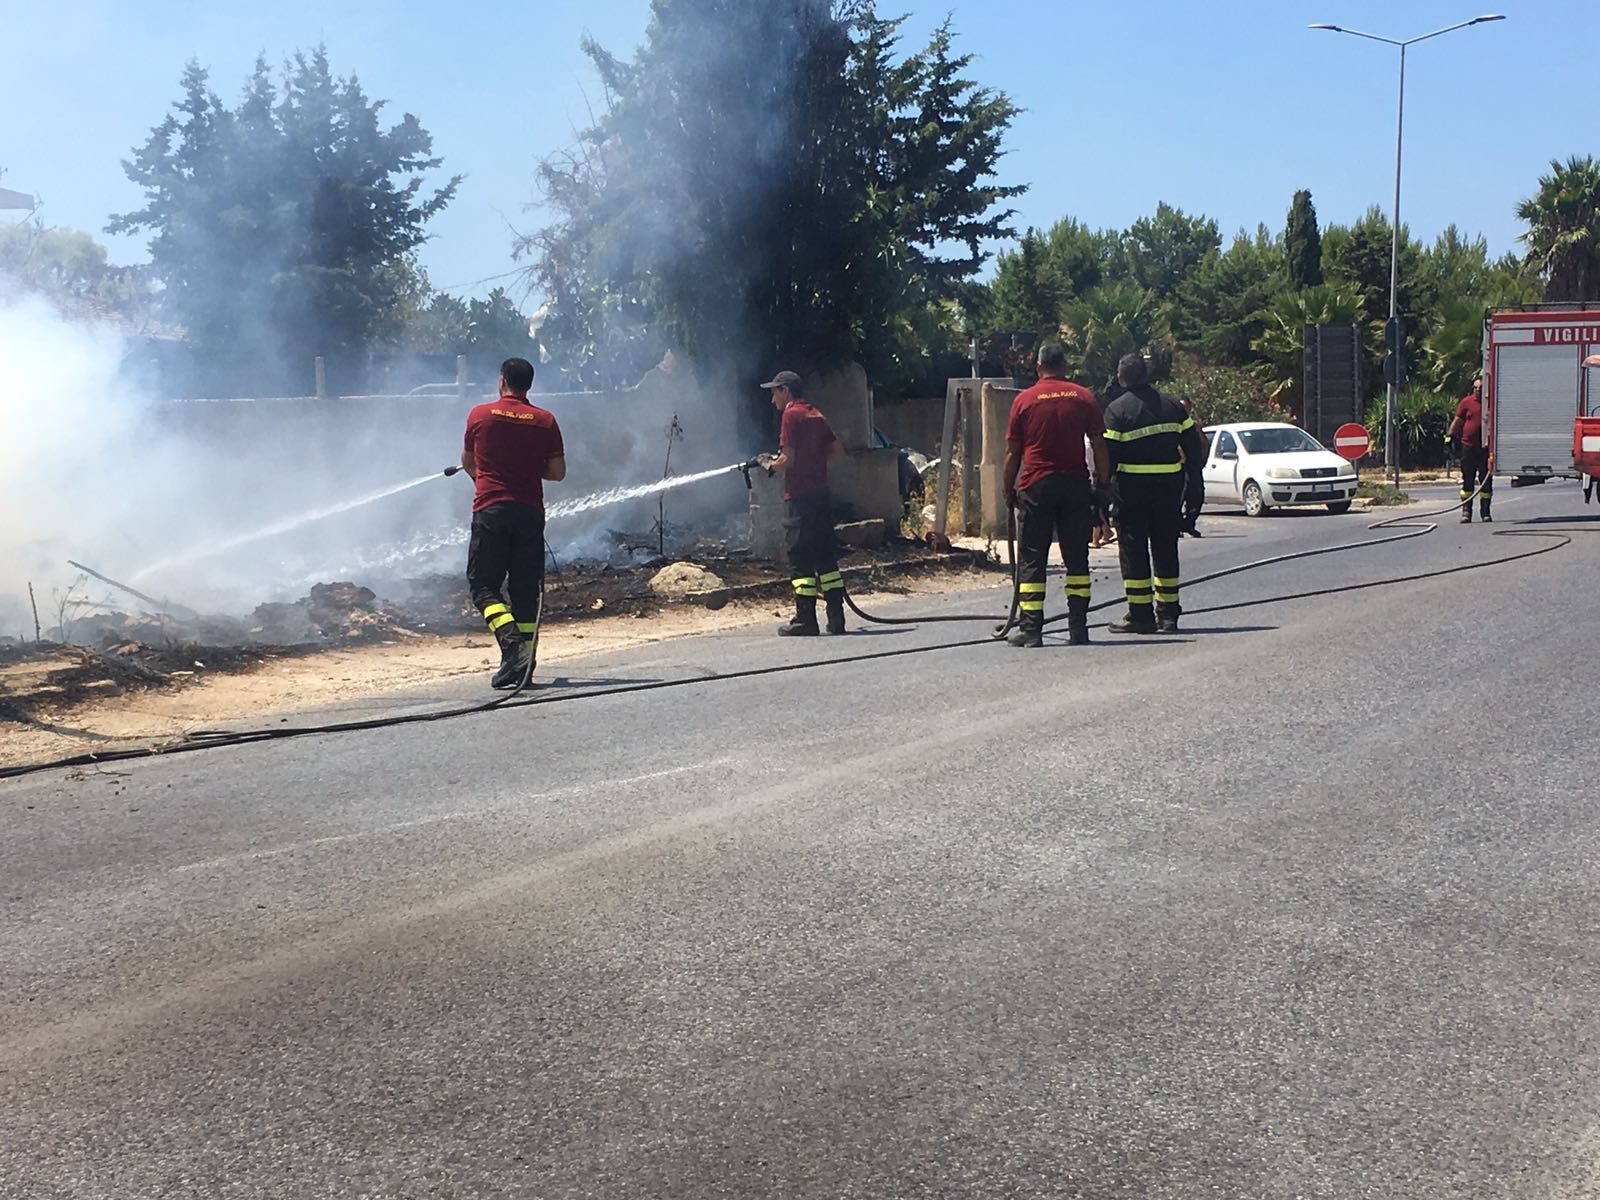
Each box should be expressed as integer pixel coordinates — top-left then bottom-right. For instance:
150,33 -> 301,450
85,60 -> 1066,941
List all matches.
1482,303 -> 1600,499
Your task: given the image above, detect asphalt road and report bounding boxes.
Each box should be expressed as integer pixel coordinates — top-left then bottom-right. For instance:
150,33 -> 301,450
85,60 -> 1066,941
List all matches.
4,482 -> 1600,1199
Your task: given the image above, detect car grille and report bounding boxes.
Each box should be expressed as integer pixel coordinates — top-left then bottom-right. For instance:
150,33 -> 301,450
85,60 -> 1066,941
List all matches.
1301,467 -> 1339,478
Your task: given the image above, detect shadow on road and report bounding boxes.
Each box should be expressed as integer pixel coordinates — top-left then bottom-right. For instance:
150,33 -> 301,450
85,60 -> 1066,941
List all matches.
1166,624 -> 1277,636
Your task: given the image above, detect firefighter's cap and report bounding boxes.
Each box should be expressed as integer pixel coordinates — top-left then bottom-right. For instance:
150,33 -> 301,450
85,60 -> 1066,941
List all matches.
760,370 -> 803,392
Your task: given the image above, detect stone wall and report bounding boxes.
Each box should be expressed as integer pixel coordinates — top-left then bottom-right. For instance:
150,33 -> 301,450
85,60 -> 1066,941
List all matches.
746,448 -> 902,561
874,397 -> 946,457
151,358 -> 900,565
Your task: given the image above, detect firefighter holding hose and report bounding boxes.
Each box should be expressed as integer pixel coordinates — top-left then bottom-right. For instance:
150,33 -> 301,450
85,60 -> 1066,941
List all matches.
1103,353 -> 1206,634
1447,375 -> 1492,523
757,370 -> 846,636
1002,342 -> 1110,648
460,357 -> 566,687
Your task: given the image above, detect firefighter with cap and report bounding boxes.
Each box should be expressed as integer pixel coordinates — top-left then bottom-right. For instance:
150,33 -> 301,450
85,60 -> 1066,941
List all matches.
1447,375 -> 1492,523
1103,352 -> 1206,634
460,356 -> 566,687
1001,342 -> 1110,647
758,370 -> 846,636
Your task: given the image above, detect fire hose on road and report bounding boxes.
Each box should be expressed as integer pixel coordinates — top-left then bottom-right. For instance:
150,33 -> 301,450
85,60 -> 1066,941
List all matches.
2,478 -> 1592,781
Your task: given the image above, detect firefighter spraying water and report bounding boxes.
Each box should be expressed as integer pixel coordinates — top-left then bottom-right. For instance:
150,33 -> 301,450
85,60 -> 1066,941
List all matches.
459,357 -> 566,690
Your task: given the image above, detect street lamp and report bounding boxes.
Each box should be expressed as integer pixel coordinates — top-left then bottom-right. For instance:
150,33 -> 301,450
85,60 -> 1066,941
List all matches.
1310,14 -> 1505,486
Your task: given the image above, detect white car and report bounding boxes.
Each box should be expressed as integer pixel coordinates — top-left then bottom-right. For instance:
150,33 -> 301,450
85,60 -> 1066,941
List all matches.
1201,422 -> 1359,516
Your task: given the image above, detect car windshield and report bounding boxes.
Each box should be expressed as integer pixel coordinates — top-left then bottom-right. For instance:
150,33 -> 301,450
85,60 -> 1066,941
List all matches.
1238,427 -> 1324,455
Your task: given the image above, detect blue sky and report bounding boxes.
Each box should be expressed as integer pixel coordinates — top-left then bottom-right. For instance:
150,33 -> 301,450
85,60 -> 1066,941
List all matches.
3,0 -> 1591,301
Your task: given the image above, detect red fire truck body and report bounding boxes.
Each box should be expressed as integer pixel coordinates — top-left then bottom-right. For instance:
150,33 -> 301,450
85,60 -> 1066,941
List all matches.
1482,304 -> 1600,492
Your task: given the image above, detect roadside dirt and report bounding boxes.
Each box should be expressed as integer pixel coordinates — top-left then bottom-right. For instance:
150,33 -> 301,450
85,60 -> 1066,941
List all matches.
1,556 -> 1007,771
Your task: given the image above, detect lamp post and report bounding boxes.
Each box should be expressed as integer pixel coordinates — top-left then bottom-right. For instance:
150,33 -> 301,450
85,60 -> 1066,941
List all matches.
1309,14 -> 1505,486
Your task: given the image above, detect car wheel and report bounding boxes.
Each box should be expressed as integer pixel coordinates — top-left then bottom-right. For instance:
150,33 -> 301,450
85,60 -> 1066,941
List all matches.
1326,500 -> 1352,515
1242,480 -> 1267,517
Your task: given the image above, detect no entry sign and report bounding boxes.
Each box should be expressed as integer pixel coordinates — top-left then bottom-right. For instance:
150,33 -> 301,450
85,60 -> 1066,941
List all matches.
1333,423 -> 1371,462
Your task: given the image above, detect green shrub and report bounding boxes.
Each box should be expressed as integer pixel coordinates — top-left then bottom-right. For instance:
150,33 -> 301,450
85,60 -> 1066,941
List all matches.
1166,358 -> 1288,427
1357,481 -> 1409,505
1363,388 -> 1456,468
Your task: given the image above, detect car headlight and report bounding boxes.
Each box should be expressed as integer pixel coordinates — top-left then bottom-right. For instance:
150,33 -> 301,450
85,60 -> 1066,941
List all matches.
1264,467 -> 1299,480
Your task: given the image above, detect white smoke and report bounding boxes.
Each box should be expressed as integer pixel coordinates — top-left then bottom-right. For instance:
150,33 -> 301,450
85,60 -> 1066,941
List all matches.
0,288 -> 753,641
0,293 -> 178,634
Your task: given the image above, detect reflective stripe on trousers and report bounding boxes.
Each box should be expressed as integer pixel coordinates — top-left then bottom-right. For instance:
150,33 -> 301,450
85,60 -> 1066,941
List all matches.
481,601 -> 516,633
792,576 -> 820,597
1018,581 -> 1046,613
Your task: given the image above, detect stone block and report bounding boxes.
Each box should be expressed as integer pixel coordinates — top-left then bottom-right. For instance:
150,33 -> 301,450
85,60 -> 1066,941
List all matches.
834,519 -> 886,549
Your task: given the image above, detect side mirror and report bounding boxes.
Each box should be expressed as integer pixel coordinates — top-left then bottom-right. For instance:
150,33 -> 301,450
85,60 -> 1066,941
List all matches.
1220,450 -> 1238,461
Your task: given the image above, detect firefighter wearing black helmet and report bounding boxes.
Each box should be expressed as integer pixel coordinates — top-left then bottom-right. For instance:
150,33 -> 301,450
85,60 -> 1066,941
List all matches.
1102,353 -> 1206,634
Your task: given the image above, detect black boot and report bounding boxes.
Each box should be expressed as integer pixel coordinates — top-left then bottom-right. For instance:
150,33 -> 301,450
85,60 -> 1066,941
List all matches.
1006,610 -> 1043,648
490,625 -> 532,689
1066,596 -> 1090,645
1155,602 -> 1180,634
1480,500 -> 1493,523
1108,605 -> 1157,635
778,595 -> 820,637
824,591 -> 846,635
1460,499 -> 1472,524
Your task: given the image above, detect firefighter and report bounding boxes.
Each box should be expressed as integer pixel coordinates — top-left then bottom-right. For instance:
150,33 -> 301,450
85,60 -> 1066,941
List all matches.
1447,375 -> 1492,523
1103,353 -> 1206,634
760,370 -> 846,636
1001,342 -> 1110,648
461,357 -> 566,687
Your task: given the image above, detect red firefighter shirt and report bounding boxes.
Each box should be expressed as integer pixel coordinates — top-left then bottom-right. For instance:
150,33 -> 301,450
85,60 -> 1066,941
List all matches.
1454,392 -> 1485,449
1006,377 -> 1104,490
463,397 -> 565,513
779,400 -> 838,501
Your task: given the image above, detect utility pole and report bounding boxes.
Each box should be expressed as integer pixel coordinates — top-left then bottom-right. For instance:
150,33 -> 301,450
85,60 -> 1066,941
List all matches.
1309,14 -> 1505,487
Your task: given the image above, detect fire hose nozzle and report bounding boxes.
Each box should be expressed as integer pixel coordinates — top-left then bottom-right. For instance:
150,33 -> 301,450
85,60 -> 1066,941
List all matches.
443,465 -> 462,477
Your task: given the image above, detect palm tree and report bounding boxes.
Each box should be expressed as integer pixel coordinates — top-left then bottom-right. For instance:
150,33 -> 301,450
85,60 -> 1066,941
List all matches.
1059,280 -> 1171,391
1516,155 -> 1600,302
1249,282 -> 1364,405
1423,298 -> 1485,398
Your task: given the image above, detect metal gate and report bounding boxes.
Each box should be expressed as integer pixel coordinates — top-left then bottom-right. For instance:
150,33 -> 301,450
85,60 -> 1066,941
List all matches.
1492,343 -> 1580,476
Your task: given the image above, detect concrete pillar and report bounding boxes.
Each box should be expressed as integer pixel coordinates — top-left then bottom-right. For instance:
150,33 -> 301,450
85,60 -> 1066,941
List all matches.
747,467 -> 786,561
932,386 -> 961,538
806,363 -> 871,450
979,383 -> 1021,539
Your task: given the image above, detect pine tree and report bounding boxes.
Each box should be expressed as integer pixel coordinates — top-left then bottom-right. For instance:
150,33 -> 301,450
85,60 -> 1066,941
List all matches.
110,49 -> 458,392
521,1 -> 1021,399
